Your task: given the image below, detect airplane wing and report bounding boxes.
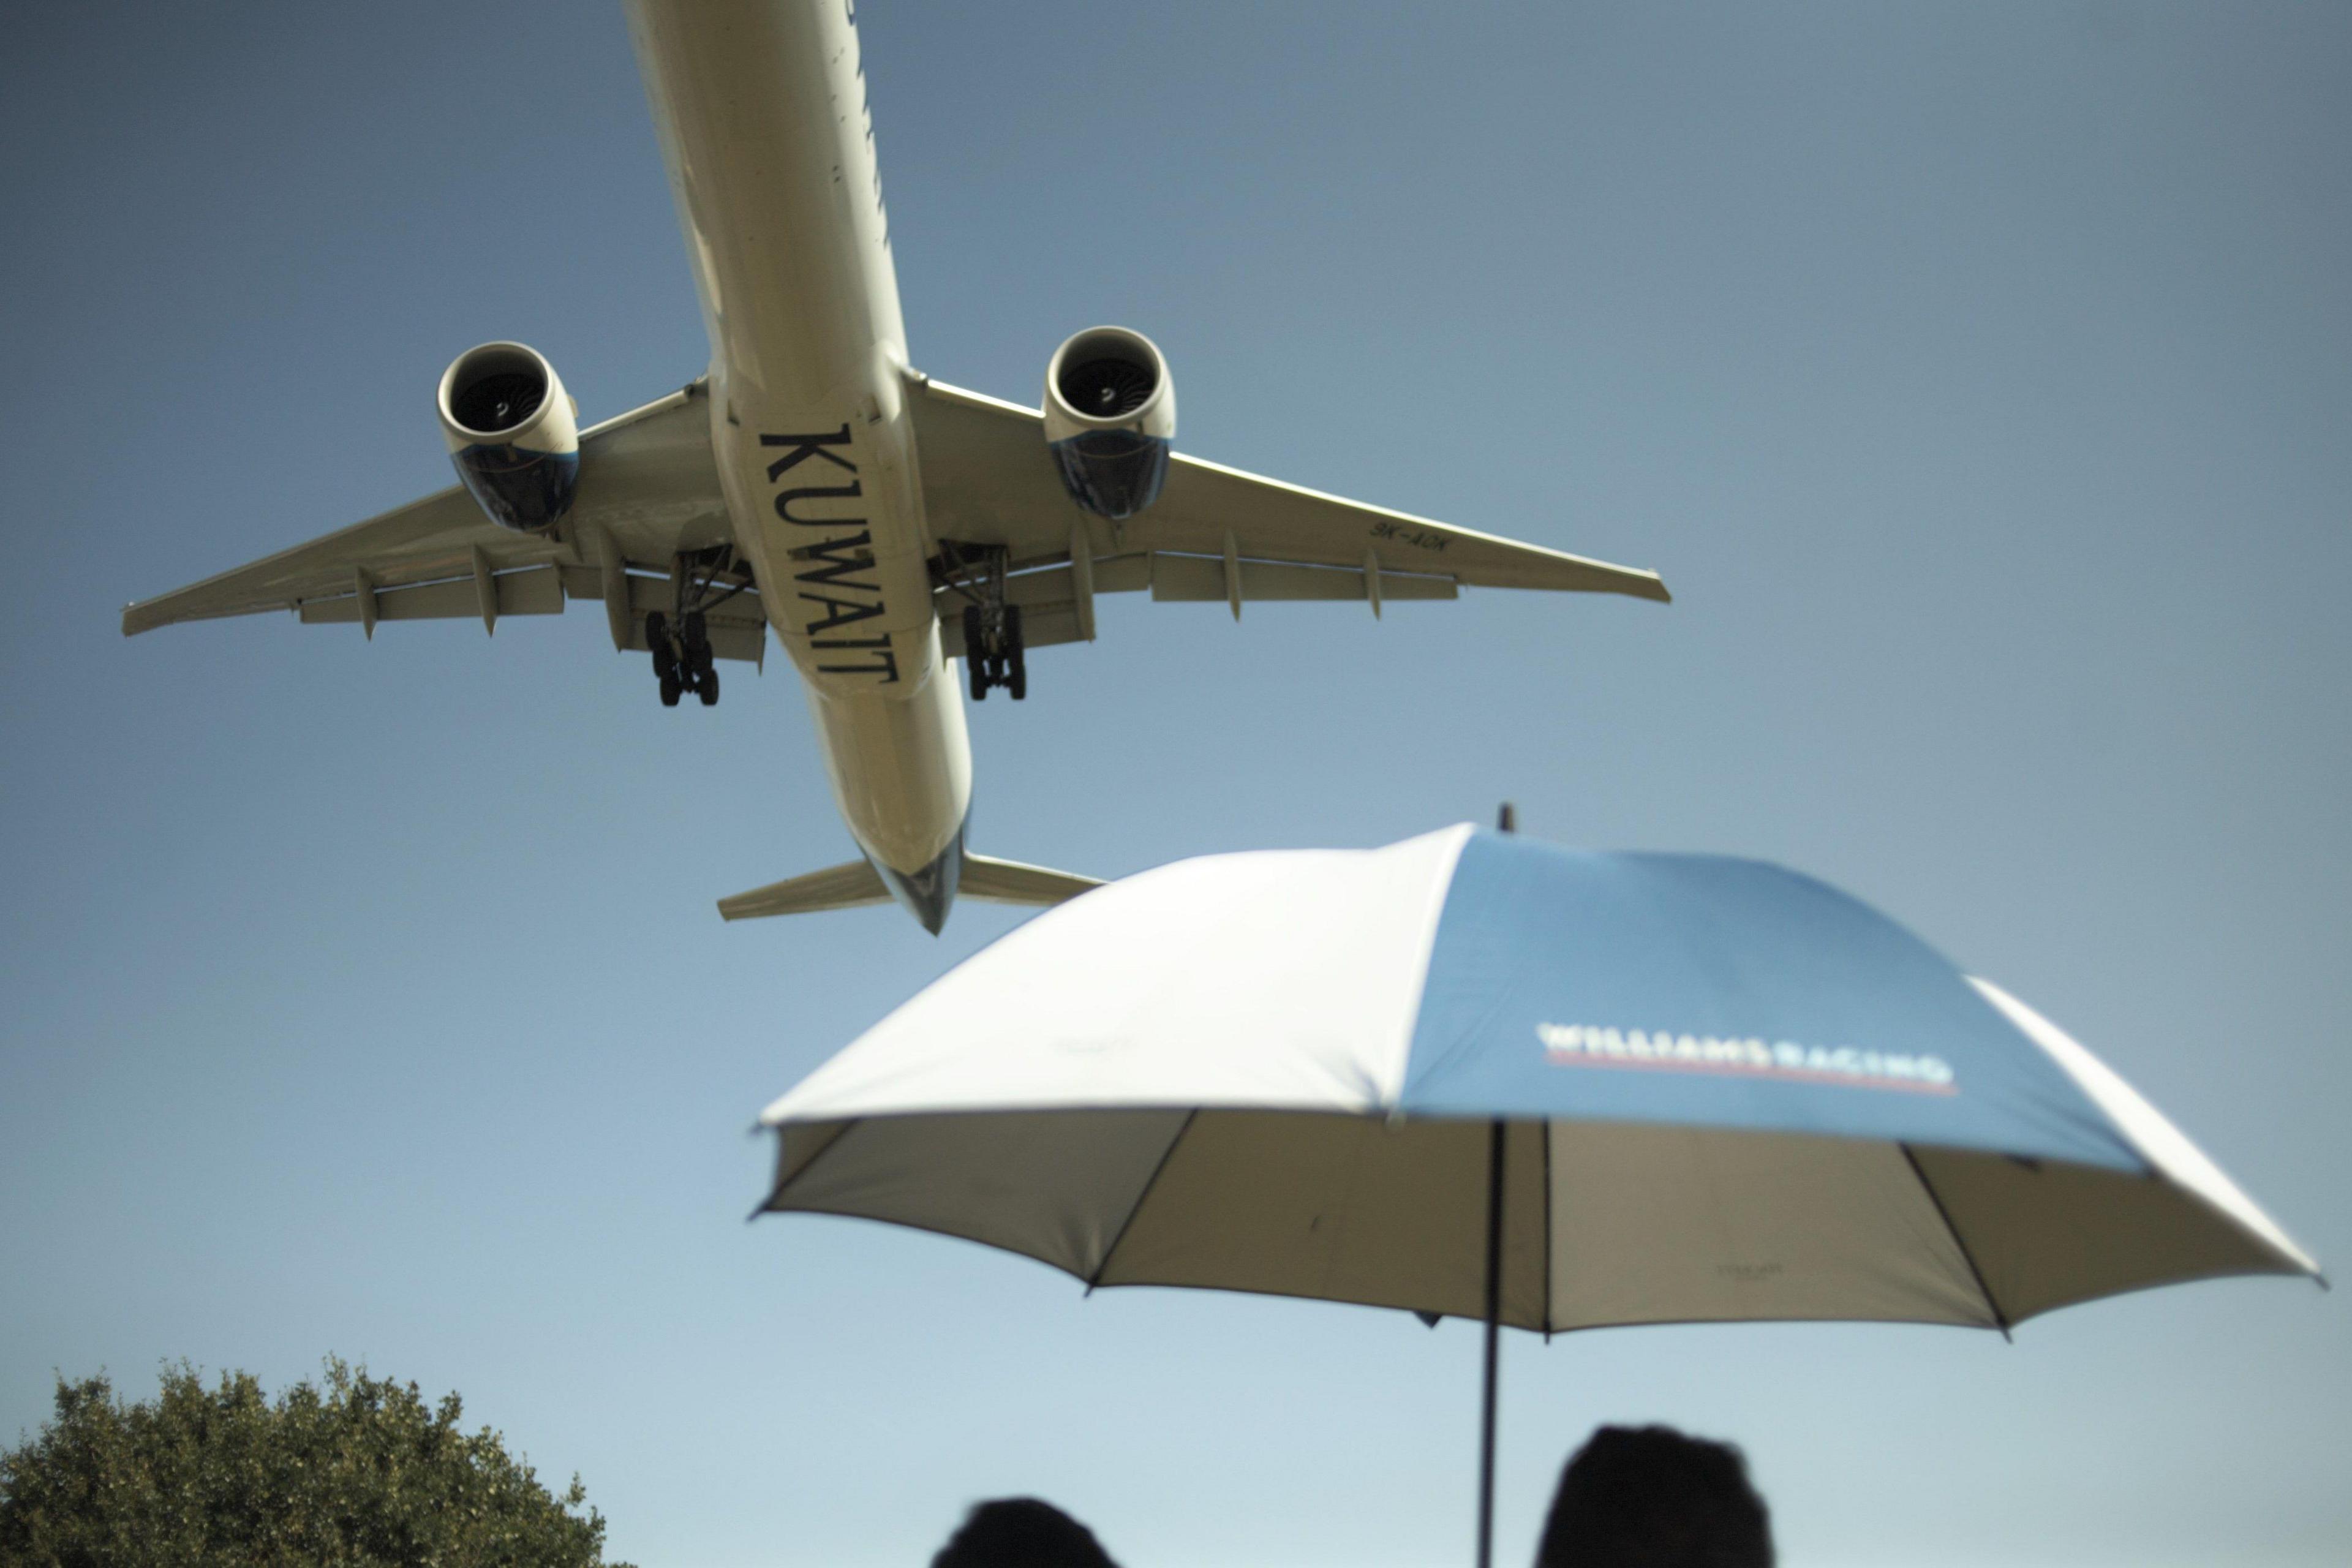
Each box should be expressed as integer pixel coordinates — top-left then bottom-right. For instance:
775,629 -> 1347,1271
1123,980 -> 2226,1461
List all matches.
121,381 -> 771,665
907,375 -> 1668,657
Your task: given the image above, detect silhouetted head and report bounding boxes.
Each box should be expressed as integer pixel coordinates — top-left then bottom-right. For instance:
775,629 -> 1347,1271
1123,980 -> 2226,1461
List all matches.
932,1497 -> 1120,1568
1535,1425 -> 1773,1568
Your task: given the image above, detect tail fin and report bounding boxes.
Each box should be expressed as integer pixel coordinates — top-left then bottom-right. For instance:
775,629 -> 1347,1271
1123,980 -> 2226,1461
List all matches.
717,851 -> 1099,922
959,853 -> 1102,907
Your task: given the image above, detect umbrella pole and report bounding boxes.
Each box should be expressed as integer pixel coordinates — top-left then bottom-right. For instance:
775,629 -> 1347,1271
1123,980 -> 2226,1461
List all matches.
1473,806 -> 1517,1568
1477,1116 -> 1504,1568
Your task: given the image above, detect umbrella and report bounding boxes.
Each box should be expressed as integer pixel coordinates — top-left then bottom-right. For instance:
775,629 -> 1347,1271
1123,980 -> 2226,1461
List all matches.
755,823 -> 2319,1567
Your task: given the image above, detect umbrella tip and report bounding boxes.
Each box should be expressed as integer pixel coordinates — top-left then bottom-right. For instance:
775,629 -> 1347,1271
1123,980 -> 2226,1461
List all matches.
1496,802 -> 1517,834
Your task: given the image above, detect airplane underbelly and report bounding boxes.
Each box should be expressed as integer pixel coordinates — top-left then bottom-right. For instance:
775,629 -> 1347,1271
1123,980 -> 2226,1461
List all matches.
635,0 -> 935,698
804,673 -> 971,874
718,389 -> 972,873
634,0 -> 971,879
720,386 -> 937,699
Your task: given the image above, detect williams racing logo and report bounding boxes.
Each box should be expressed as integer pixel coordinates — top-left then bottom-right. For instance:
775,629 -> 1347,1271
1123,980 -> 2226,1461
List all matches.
1536,1022 -> 1956,1095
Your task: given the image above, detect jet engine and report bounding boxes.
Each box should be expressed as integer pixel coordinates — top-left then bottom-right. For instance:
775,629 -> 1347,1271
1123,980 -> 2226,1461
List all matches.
1042,326 -> 1175,520
437,341 -> 580,532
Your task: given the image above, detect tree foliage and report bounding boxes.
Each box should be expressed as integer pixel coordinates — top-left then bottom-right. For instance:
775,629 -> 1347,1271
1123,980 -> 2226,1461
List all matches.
0,1359 -> 631,1567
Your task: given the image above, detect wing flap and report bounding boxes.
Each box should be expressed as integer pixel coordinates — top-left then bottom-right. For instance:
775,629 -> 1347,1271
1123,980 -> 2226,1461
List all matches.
932,561 -> 1107,659
941,603 -> 1086,661
930,549 -> 1454,654
296,565 -> 568,625
554,569 -> 766,664
1147,554 -> 1457,604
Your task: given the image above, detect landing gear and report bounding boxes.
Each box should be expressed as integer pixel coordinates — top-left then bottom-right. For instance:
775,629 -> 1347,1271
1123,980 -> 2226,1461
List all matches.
961,602 -> 1025,700
941,543 -> 1027,701
646,605 -> 720,707
644,553 -> 747,710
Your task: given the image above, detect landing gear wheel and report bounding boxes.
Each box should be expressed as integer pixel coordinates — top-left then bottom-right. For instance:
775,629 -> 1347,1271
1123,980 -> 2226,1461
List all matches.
646,611 -> 676,681
1003,605 -> 1026,701
659,670 -> 682,707
698,666 -> 720,706
963,605 -> 988,700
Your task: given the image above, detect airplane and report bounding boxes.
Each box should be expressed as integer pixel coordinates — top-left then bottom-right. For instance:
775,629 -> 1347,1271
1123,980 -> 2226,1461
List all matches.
120,0 -> 1672,935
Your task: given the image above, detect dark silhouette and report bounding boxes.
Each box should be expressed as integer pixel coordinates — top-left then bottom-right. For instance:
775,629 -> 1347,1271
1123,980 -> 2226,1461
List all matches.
1535,1425 -> 1773,1568
932,1497 -> 1120,1568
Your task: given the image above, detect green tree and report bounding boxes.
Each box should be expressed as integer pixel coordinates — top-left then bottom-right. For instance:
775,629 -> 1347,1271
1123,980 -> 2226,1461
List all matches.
0,1359 -> 632,1567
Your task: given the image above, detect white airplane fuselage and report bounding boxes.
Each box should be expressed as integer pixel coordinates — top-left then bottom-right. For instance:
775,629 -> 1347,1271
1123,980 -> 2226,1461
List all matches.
628,0 -> 973,924
120,0 -> 1675,934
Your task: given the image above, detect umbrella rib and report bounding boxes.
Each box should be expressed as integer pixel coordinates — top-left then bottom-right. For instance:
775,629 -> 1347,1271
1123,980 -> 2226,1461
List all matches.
1085,1109 -> 1199,1294
749,1119 -> 861,1218
1899,1143 -> 2011,1340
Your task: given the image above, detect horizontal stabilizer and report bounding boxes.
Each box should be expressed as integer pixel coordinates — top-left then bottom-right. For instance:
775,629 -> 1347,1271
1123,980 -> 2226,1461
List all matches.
717,851 -> 1101,922
718,859 -> 892,921
960,853 -> 1101,907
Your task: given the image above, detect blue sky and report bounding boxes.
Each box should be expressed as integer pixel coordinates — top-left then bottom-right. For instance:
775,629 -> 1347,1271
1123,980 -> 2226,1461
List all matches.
3,3 -> 2347,1564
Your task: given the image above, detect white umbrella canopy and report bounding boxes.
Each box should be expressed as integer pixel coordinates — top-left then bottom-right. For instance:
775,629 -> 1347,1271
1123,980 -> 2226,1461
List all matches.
755,824 -> 2319,1563
757,826 -> 2315,1333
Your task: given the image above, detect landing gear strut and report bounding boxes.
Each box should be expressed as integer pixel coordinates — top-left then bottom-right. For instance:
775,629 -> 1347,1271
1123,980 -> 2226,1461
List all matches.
646,548 -> 745,709
935,541 -> 1027,701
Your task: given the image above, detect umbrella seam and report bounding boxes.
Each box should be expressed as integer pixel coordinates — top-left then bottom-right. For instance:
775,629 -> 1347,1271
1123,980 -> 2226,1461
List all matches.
1382,823 -> 1478,1104
1086,1108 -> 1199,1292
1899,1143 -> 2011,1338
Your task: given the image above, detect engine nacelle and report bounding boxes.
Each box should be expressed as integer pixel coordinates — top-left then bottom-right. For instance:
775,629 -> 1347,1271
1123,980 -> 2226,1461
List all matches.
1042,326 -> 1175,521
437,342 -> 580,532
